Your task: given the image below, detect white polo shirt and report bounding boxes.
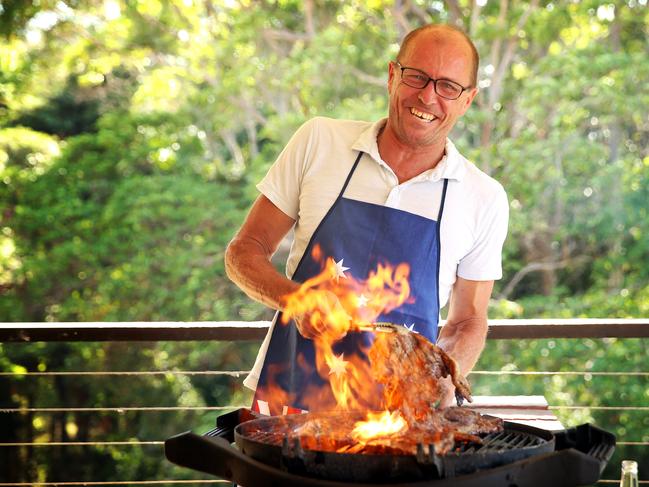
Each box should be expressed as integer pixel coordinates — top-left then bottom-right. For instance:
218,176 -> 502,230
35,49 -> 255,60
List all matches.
244,116 -> 509,390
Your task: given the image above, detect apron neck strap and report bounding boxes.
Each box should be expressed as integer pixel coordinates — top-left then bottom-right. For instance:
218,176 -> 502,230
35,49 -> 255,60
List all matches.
338,151 -> 364,199
437,178 -> 449,223
340,153 -> 450,225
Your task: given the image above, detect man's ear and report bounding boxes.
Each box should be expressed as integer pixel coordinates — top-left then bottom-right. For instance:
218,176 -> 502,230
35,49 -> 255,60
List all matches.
459,87 -> 479,115
387,61 -> 396,92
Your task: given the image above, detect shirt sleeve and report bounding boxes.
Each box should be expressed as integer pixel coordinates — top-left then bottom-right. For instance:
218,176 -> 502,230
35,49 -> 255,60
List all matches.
457,183 -> 509,281
256,119 -> 317,220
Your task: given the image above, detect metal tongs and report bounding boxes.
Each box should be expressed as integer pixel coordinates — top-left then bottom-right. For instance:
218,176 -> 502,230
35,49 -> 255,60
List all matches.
353,321 -> 410,334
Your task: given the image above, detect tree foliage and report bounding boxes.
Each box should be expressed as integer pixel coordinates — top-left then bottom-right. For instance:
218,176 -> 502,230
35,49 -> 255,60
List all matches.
1,0 -> 647,483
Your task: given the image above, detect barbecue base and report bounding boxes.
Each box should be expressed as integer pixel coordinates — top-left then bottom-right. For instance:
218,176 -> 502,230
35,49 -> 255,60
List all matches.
165,408 -> 615,487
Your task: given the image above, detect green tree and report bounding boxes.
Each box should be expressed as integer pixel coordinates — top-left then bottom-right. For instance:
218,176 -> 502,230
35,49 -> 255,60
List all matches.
1,0 -> 647,482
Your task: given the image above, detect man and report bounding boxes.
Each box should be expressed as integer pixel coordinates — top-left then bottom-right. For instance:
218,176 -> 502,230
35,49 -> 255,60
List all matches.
225,24 -> 508,414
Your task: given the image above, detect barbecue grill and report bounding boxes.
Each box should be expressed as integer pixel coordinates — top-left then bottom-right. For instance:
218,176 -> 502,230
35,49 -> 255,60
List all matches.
165,408 -> 615,487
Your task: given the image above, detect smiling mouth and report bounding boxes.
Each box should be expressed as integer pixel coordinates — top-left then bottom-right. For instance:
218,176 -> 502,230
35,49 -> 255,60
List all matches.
410,107 -> 437,122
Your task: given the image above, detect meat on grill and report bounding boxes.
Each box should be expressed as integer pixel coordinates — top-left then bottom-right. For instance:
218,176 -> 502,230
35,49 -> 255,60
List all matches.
345,407 -> 503,455
368,328 -> 473,423
264,325 -> 503,457
289,408 -> 503,455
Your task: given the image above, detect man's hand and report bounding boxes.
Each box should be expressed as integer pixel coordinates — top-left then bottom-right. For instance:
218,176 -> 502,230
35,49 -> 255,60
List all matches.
437,376 -> 457,409
285,289 -> 351,341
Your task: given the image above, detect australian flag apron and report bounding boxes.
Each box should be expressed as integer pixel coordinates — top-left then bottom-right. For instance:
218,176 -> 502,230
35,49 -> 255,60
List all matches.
252,152 -> 449,416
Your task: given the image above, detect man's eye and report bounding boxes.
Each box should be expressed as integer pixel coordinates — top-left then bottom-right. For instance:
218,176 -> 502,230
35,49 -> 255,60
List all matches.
405,73 -> 427,83
439,81 -> 460,92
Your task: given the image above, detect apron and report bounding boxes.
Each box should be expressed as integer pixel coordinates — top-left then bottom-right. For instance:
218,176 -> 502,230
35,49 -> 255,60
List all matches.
252,152 -> 449,416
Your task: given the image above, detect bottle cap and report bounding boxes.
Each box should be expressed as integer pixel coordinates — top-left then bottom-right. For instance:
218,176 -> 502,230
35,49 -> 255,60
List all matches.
622,460 -> 638,474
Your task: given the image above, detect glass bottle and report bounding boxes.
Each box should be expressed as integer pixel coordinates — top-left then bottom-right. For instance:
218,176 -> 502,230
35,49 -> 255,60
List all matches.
620,460 -> 639,487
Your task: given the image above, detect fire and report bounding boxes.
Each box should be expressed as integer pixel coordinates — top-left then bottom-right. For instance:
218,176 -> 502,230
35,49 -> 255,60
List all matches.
260,244 -> 480,453
279,244 -> 413,414
281,247 -> 412,342
351,410 -> 407,442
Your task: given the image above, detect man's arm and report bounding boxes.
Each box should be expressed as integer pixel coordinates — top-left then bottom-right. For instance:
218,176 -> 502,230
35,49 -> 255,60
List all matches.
225,195 -> 299,310
225,194 -> 350,339
436,277 -> 494,406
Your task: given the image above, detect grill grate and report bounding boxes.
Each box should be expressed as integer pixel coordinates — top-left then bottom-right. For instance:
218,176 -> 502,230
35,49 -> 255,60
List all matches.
244,423 -> 548,457
248,430 -> 285,444
466,430 -> 546,452
233,412 -> 560,482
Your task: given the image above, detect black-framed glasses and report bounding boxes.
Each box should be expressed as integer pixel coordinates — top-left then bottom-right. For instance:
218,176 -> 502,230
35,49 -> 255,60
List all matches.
395,62 -> 470,100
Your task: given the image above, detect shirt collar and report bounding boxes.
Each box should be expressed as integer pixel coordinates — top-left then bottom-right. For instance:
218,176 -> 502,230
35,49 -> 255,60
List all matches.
351,118 -> 467,182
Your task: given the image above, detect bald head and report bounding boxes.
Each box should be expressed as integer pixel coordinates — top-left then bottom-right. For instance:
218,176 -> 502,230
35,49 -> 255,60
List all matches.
397,24 -> 479,87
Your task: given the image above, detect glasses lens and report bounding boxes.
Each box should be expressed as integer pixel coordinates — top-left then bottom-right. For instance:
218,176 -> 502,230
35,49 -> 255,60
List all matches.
400,67 -> 464,99
401,68 -> 429,89
436,80 -> 462,99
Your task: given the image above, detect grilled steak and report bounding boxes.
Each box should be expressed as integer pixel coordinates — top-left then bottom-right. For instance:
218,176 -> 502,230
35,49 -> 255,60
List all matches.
287,408 -> 503,455
432,407 -> 503,435
368,328 -> 473,423
345,408 -> 503,455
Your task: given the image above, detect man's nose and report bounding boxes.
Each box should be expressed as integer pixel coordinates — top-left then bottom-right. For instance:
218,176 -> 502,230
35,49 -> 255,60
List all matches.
418,80 -> 439,105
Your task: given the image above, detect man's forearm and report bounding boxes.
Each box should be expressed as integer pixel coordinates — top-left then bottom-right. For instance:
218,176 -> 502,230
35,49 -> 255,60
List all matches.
437,278 -> 493,375
436,316 -> 488,374
224,194 -> 299,310
225,237 -> 299,310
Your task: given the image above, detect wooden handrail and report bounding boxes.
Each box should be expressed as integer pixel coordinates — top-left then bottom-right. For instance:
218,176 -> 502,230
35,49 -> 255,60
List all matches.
1,319 -> 648,342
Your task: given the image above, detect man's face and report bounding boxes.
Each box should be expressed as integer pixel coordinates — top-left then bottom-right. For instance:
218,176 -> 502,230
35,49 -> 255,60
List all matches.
386,31 -> 478,149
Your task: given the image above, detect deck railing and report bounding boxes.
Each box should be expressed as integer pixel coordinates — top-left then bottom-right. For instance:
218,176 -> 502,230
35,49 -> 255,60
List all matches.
1,319 -> 648,486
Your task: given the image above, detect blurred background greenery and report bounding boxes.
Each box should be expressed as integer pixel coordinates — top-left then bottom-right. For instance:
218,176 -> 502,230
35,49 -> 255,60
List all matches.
0,0 -> 647,484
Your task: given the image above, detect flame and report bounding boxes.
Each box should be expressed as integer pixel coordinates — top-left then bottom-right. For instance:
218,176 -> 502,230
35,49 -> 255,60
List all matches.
278,244 -> 413,414
281,246 -> 412,341
351,410 -> 407,442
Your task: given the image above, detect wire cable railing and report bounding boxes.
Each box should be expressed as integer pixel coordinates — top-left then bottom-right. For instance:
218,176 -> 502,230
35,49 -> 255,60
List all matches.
2,368 -> 648,377
2,320 -> 647,486
1,406 -> 245,413
0,370 -> 250,377
8,482 -> 646,486
0,441 -> 165,446
2,404 -> 648,413
0,482 -> 229,486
